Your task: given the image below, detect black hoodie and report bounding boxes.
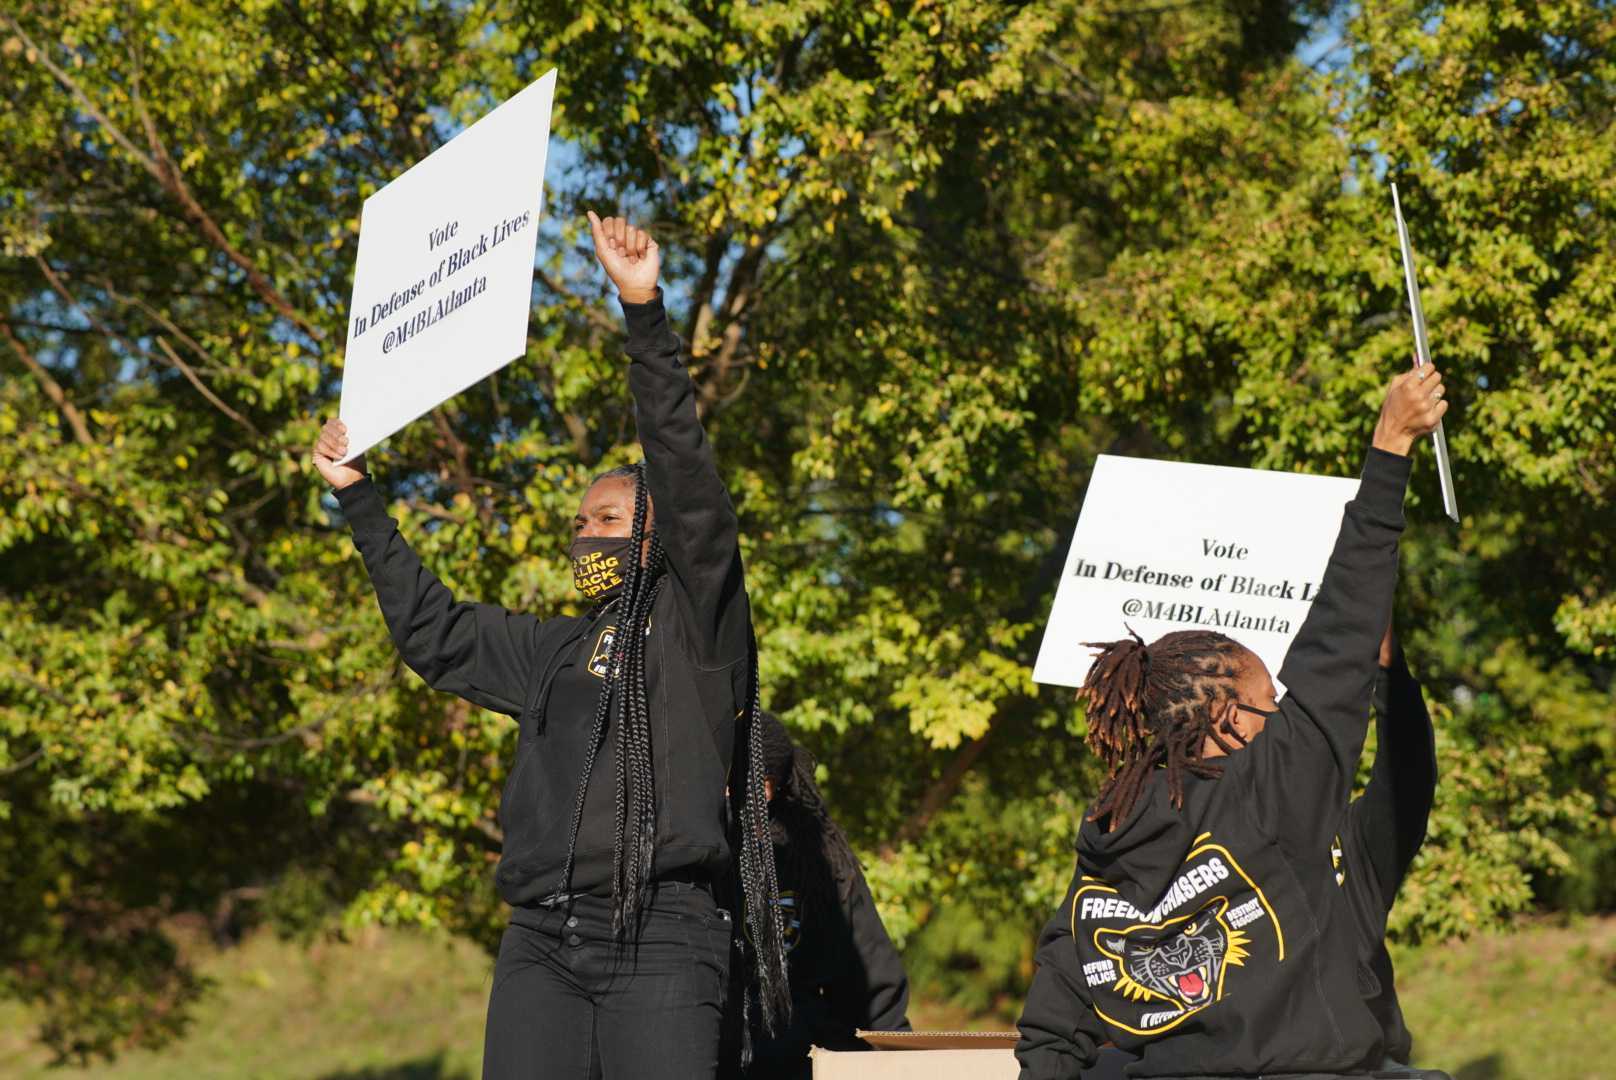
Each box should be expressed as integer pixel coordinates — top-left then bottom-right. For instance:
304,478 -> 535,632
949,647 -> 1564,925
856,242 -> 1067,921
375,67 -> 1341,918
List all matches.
335,293 -> 752,906
1016,447 -> 1413,1078
746,843 -> 912,1075
1054,651 -> 1439,1078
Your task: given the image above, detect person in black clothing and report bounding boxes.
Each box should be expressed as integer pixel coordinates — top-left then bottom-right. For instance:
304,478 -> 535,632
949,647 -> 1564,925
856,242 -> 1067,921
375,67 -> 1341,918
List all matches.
311,213 -> 789,1079
1344,624 -> 1437,1069
741,712 -> 910,1077
1016,366 -> 1452,1079
1068,622 -> 1438,1079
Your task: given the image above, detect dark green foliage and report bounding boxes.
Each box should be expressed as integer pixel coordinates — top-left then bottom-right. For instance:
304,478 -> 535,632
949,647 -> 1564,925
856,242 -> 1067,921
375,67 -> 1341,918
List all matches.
2,0 -> 1610,1057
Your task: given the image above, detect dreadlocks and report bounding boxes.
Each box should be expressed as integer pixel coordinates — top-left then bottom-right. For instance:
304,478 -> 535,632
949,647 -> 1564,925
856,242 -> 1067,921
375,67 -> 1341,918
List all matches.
758,711 -> 863,919
555,462 -> 665,936
1079,628 -> 1252,830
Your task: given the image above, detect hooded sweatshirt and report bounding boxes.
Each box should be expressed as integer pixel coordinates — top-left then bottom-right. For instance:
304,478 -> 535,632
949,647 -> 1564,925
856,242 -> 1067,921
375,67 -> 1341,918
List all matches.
335,292 -> 752,906
1057,651 -> 1438,1078
1016,446 -> 1412,1079
746,839 -> 912,1074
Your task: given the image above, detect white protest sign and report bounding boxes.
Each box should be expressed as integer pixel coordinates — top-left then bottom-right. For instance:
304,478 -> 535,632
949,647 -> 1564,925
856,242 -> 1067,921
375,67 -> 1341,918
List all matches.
338,69 -> 556,462
1033,456 -> 1360,689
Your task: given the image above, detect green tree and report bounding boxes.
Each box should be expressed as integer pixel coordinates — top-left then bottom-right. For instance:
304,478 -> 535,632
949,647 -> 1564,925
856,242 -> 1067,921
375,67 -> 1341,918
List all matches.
2,0 -> 1609,1059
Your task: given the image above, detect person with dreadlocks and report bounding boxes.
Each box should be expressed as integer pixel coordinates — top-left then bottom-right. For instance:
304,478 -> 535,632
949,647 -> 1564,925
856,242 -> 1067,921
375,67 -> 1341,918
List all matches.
734,711 -> 910,1078
1015,366 -> 1453,1079
310,212 -> 789,1079
1040,620 -> 1439,1080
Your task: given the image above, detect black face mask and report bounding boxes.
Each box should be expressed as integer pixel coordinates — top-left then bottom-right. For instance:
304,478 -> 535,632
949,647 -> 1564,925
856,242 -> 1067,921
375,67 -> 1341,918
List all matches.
1227,702 -> 1280,746
570,536 -> 634,601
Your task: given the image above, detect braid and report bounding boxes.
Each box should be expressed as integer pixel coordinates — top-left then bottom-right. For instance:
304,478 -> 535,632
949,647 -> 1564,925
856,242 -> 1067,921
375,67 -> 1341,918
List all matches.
554,461 -> 788,1035
554,463 -> 666,937
617,529 -> 664,927
1079,628 -> 1250,829
733,648 -> 792,1036
760,712 -> 862,917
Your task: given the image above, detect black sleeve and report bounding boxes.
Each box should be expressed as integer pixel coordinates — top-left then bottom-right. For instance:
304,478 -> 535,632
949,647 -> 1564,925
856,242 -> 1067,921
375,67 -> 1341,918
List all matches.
1348,648 -> 1437,909
1016,878 -> 1104,1079
335,479 -> 543,717
621,292 -> 750,669
825,866 -> 911,1034
1249,447 -> 1411,855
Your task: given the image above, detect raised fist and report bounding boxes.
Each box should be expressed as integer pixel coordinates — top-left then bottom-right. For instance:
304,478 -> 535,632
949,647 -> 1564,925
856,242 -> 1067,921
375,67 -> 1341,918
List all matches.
586,211 -> 659,304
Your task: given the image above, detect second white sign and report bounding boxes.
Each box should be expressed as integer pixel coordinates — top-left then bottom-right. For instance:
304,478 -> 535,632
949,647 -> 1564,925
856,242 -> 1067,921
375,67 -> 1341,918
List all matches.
1033,455 -> 1360,691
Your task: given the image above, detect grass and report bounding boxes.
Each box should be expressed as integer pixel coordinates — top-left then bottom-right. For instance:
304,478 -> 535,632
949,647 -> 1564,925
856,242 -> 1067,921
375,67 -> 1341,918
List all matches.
1392,915 -> 1616,1080
2,916 -> 1612,1079
0,923 -> 491,1080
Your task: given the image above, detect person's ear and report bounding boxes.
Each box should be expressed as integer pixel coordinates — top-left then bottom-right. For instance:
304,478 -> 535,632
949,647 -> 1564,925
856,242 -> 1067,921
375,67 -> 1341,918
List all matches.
764,777 -> 776,804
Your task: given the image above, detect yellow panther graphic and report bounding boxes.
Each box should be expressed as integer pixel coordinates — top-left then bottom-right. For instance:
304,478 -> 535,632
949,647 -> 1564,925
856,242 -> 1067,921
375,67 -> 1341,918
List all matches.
1095,895 -> 1251,1011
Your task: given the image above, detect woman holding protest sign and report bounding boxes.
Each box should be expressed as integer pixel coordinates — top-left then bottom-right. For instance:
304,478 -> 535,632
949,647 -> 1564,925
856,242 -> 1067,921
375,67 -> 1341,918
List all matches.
311,212 -> 788,1079
1053,621 -> 1439,1077
1015,366 -> 1452,1079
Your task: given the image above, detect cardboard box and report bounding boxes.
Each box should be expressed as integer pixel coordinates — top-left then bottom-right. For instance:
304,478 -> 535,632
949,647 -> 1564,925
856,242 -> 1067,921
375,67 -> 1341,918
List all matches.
811,1031 -> 1020,1079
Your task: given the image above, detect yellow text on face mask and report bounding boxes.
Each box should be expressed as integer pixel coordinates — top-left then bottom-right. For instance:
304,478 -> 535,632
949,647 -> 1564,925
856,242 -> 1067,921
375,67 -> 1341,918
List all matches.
573,549 -> 625,598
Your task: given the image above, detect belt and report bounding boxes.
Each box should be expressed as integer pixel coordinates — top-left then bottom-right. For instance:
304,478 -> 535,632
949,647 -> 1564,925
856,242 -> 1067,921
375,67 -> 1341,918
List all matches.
655,868 -> 714,891
533,870 -> 712,909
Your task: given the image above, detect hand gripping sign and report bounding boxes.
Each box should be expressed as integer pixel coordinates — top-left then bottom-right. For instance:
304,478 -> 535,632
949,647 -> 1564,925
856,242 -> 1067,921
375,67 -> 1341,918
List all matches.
1033,456 -> 1358,690
337,70 -> 556,463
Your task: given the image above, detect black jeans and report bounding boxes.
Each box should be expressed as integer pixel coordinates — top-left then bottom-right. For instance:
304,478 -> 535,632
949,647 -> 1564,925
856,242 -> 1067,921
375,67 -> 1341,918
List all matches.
483,880 -> 733,1079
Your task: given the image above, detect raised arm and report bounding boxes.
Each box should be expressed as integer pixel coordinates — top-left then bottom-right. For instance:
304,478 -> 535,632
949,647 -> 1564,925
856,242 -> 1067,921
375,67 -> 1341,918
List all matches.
1250,368 -> 1448,851
1348,627 -> 1437,906
588,212 -> 749,668
313,420 -> 542,717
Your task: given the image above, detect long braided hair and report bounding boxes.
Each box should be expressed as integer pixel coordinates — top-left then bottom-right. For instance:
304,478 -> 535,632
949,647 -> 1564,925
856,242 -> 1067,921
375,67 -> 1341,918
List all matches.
555,462 -> 665,935
1079,628 -> 1253,830
734,654 -> 792,1036
759,711 -> 862,919
552,463 -> 792,1037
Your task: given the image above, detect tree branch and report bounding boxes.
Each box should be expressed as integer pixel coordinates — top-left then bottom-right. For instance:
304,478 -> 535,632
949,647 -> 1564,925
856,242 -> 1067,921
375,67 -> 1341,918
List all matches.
686,232 -> 729,347
532,363 -> 594,462
537,266 -> 621,340
885,730 -> 995,853
0,320 -> 94,445
694,238 -> 769,415
187,718 -> 330,750
0,748 -> 45,776
404,499 -> 464,524
2,14 -> 159,173
431,408 -> 478,505
129,68 -> 322,339
153,335 -> 263,436
3,14 -> 321,339
35,257 -> 261,437
518,275 -> 599,459
95,275 -> 245,375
